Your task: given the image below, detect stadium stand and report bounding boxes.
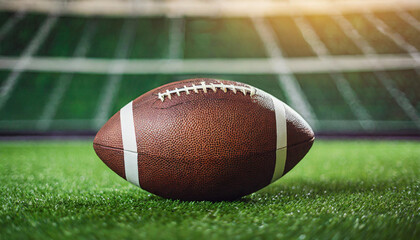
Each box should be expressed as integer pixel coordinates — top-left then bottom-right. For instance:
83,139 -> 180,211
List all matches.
296,74 -> 357,122
410,10 -> 420,21
375,12 -> 420,50
386,69 -> 420,114
36,16 -> 87,57
344,72 -> 412,122
54,74 -> 105,120
268,16 -> 316,57
128,18 -> 169,59
0,13 -> 46,56
0,72 -> 58,123
305,15 -> 363,56
0,11 -> 11,25
0,0 -> 419,136
184,18 -> 267,58
344,13 -> 405,54
85,17 -> 125,59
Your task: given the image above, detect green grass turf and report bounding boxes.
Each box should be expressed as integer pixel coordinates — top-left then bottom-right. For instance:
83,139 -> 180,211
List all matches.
0,140 -> 419,240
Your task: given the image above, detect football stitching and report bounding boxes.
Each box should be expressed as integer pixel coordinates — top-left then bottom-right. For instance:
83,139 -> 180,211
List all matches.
157,81 -> 256,102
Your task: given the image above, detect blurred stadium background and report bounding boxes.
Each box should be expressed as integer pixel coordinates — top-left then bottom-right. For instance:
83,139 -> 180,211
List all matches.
0,0 -> 419,137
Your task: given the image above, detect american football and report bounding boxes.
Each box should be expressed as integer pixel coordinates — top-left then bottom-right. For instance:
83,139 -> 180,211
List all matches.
93,78 -> 314,201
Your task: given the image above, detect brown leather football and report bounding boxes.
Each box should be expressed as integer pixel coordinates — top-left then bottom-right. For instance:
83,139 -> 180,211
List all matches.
93,78 -> 314,201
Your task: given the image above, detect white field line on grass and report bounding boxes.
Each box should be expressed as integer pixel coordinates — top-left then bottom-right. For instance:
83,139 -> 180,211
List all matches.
364,12 -> 420,65
251,17 -> 317,127
0,14 -> 58,111
293,16 -> 375,131
396,10 -> 420,32
37,20 -> 97,131
168,17 -> 185,59
0,55 -> 418,74
1,0 -> 420,17
94,19 -> 137,129
333,14 -> 420,128
0,11 -> 25,42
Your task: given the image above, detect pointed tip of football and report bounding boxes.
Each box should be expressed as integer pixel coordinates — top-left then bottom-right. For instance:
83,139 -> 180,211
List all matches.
283,104 -> 315,175
93,112 -> 126,179
285,104 -> 315,146
93,112 -> 123,149
284,137 -> 314,176
93,143 -> 126,179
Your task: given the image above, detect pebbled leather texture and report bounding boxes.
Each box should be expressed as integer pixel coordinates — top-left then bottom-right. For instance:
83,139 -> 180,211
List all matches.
93,78 -> 314,201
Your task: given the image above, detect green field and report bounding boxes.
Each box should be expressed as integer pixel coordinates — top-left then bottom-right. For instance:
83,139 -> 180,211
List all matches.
0,140 -> 419,239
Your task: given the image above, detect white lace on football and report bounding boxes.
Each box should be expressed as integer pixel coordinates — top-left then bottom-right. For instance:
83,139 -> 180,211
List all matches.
157,81 -> 256,102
